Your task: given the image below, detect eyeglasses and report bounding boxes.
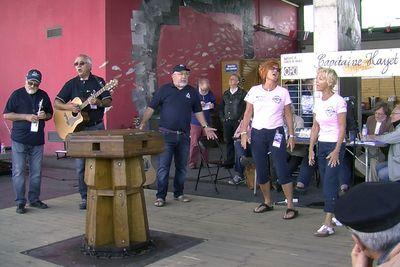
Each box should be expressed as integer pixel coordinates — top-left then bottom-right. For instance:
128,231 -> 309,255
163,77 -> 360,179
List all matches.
375,112 -> 386,116
27,81 -> 39,87
270,67 -> 281,72
74,61 -> 86,67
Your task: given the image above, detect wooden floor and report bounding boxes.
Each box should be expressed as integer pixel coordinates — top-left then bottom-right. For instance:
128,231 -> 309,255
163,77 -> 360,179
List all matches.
0,189 -> 353,267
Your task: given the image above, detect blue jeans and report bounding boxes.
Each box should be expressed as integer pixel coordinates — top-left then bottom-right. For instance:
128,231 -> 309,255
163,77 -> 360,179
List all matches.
251,127 -> 291,185
295,156 -> 315,186
376,161 -> 389,181
317,142 -> 345,213
156,131 -> 190,200
234,140 -> 251,177
76,122 -> 105,200
11,140 -> 44,205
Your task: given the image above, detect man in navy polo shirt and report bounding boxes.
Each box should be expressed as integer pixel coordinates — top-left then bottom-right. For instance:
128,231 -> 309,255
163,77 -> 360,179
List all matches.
139,64 -> 217,207
54,54 -> 112,210
3,69 -> 53,214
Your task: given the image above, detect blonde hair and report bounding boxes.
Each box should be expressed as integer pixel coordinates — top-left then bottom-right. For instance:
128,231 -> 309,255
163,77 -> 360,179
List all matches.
317,67 -> 338,89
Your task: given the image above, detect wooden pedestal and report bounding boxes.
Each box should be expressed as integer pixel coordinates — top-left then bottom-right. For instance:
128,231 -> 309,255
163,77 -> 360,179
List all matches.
66,129 -> 164,256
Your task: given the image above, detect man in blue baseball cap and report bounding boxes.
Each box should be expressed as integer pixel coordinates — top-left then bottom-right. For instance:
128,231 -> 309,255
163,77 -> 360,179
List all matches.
140,64 -> 217,207
335,182 -> 400,266
3,69 -> 53,214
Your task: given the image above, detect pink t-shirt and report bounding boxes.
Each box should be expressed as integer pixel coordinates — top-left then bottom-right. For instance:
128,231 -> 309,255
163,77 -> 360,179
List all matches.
245,85 -> 292,130
313,93 -> 347,142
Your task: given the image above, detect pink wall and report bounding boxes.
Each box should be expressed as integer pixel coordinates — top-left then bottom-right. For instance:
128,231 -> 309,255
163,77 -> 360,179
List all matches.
0,0 -> 106,154
105,0 -> 141,129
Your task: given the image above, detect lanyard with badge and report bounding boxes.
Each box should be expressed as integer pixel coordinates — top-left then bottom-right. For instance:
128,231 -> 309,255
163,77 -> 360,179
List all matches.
272,129 -> 283,148
31,99 -> 43,132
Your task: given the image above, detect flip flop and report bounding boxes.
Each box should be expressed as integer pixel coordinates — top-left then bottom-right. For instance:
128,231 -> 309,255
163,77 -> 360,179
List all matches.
283,208 -> 299,220
253,203 -> 274,213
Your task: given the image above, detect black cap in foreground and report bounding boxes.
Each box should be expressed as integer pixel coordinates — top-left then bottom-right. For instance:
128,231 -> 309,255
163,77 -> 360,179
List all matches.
26,69 -> 42,83
334,182 -> 400,233
172,64 -> 190,73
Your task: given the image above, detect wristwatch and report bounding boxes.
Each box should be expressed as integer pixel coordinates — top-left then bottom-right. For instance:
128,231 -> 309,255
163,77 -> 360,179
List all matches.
202,125 -> 208,129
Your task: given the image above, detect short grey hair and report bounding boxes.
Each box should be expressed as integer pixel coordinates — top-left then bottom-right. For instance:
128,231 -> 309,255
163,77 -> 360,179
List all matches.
317,67 -> 338,89
351,222 -> 400,252
76,54 -> 92,68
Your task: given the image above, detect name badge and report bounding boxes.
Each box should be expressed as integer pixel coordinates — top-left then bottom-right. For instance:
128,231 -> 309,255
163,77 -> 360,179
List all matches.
272,130 -> 283,148
31,121 -> 39,132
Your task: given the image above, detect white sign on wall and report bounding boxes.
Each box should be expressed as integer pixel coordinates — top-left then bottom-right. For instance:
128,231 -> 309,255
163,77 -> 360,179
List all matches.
281,48 -> 400,79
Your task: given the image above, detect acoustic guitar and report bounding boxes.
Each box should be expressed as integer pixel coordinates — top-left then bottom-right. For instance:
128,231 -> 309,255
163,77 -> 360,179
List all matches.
54,79 -> 118,140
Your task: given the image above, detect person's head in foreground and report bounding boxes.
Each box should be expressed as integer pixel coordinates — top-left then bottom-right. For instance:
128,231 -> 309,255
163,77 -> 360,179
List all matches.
334,182 -> 400,266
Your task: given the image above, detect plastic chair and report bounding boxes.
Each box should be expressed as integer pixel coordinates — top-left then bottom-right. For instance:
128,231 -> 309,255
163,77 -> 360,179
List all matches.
195,137 -> 233,193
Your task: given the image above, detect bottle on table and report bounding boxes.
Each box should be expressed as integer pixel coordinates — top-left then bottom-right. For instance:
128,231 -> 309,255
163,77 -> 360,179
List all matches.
361,124 -> 368,141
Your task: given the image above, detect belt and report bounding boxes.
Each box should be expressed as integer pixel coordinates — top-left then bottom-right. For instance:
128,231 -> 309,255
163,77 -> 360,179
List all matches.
159,127 -> 185,135
86,120 -> 103,127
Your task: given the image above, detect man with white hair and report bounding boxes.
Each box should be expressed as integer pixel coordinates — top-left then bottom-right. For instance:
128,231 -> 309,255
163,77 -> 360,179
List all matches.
335,182 -> 400,266
54,54 -> 112,210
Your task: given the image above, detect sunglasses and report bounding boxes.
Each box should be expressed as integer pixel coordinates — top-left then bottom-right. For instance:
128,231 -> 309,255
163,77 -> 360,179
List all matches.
74,61 -> 86,67
27,80 -> 39,87
270,67 -> 281,72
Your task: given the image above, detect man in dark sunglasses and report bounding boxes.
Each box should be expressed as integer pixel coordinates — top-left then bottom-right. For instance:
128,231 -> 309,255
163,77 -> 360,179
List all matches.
54,54 -> 112,210
3,69 -> 53,214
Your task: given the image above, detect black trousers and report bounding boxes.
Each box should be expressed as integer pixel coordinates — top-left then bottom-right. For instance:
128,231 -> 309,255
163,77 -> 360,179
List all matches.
223,120 -> 240,164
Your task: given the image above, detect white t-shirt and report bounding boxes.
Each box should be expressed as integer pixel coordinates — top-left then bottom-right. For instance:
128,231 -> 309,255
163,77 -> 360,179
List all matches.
374,121 -> 382,135
245,84 -> 292,130
313,93 -> 347,142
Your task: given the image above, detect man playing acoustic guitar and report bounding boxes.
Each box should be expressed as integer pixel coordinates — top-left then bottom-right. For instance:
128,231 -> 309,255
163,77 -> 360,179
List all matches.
54,54 -> 112,210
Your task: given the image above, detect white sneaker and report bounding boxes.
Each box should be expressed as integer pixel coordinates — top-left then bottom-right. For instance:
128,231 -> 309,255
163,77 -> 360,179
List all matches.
314,225 -> 335,237
228,175 -> 245,185
332,217 -> 343,227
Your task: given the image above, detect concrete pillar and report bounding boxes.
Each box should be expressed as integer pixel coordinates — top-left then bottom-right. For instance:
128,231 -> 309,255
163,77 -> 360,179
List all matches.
313,0 -> 361,52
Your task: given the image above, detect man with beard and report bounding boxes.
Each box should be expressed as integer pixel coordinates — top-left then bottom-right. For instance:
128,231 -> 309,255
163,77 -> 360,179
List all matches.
139,64 -> 217,207
3,69 -> 53,214
54,54 -> 112,210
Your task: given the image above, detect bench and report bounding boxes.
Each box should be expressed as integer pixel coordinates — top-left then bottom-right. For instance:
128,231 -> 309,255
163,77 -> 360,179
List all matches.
48,131 -> 68,159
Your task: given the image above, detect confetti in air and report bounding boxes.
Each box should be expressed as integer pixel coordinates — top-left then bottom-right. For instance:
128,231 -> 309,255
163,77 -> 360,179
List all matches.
112,65 -> 122,71
98,61 -> 109,68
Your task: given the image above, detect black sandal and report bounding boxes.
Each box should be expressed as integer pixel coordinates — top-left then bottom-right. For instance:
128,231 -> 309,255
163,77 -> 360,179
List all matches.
283,208 -> 299,220
253,203 -> 274,213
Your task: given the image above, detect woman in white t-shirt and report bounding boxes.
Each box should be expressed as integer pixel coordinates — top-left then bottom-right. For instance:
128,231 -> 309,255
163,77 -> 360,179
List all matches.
308,68 -> 347,237
240,59 -> 298,220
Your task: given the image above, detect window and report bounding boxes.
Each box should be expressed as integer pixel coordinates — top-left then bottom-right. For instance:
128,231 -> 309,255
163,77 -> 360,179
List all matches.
362,0 -> 400,29
303,5 -> 314,32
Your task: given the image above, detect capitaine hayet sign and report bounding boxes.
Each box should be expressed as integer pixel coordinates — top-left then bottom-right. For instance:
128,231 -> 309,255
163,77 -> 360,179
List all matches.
281,48 -> 400,79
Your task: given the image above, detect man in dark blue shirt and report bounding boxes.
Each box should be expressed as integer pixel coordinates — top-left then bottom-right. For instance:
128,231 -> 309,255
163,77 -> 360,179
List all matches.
139,64 -> 217,207
3,69 -> 53,214
54,54 -> 112,210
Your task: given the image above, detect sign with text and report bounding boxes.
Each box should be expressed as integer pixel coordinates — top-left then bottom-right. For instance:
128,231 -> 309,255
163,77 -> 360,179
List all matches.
225,64 -> 238,72
281,48 -> 400,79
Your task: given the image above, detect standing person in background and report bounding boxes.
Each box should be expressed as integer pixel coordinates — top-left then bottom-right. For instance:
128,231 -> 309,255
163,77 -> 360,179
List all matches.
219,74 -> 246,168
240,59 -> 298,219
188,78 -> 216,169
54,54 -> 112,210
3,69 -> 53,214
308,67 -> 347,237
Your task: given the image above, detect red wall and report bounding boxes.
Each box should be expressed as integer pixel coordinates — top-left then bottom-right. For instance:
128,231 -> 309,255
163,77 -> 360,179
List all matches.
105,0 -> 141,129
0,0 -> 106,154
157,7 -> 244,101
253,0 -> 298,58
157,2 -> 297,101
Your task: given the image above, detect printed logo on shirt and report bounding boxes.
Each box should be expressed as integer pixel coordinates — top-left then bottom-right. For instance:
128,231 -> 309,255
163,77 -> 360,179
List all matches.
186,93 -> 191,99
272,96 -> 282,104
325,106 -> 336,117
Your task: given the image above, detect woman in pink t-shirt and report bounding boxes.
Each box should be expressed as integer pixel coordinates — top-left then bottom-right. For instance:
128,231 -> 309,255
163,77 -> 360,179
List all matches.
240,59 -> 298,220
309,68 -> 347,237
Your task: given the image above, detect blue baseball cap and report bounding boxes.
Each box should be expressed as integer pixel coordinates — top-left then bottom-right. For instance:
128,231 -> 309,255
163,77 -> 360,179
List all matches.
26,69 -> 42,83
172,64 -> 190,73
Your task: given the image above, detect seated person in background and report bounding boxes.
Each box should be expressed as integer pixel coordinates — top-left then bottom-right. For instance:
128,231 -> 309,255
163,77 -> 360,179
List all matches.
334,182 -> 400,267
355,102 -> 393,181
228,120 -> 252,185
188,78 -> 216,169
370,105 -> 400,182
